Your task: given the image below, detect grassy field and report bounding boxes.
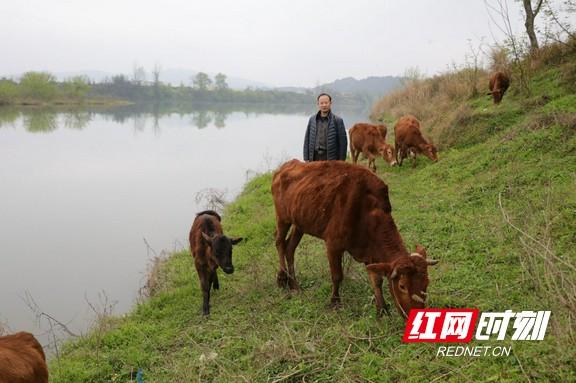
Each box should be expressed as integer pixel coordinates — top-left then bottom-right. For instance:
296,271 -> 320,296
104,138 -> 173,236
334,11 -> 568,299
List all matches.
49,56 -> 576,382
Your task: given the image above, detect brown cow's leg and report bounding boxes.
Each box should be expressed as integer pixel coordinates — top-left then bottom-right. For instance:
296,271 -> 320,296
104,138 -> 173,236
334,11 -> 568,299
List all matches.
397,145 -> 404,166
211,269 -> 219,290
411,153 -> 418,168
195,263 -> 211,315
368,154 -> 376,173
285,226 -> 304,290
351,147 -> 359,164
275,220 -> 291,288
367,271 -> 390,318
326,245 -> 344,307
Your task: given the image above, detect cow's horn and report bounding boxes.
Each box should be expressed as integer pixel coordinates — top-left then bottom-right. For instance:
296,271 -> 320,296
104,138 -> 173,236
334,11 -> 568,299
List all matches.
420,291 -> 428,296
426,259 -> 439,265
390,268 -> 398,279
412,294 -> 425,304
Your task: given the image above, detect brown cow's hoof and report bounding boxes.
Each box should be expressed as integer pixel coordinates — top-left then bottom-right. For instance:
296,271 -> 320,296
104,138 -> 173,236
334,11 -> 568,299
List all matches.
376,303 -> 391,318
277,270 -> 289,289
329,297 -> 342,309
288,278 -> 300,291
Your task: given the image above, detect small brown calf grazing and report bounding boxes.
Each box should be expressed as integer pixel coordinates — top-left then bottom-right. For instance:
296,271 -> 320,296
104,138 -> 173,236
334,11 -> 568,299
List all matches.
272,160 -> 438,318
0,332 -> 48,383
488,71 -> 510,104
350,123 -> 396,172
189,210 -> 243,315
394,115 -> 438,167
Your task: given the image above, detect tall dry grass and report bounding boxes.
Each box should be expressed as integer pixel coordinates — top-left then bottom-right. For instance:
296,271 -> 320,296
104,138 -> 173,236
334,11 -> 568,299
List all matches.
371,67 -> 489,145
371,37 -> 576,148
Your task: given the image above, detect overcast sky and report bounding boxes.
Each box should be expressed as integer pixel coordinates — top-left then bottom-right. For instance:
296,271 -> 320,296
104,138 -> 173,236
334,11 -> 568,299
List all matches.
0,0 -> 567,87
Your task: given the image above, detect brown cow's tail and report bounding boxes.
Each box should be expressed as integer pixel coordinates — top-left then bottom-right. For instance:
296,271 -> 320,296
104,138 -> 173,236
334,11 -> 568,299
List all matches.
196,210 -> 222,221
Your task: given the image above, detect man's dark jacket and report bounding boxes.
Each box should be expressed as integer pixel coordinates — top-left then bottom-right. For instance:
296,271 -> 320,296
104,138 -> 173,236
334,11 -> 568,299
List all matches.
303,111 -> 347,161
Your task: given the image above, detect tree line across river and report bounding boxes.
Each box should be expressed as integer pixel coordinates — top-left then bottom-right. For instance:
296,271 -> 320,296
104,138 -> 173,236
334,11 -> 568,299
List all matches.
0,70 -> 367,106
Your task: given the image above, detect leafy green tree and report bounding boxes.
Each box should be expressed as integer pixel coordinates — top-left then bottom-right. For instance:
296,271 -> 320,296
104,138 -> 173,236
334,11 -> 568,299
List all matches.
214,73 -> 228,91
0,79 -> 19,104
63,76 -> 91,100
20,71 -> 57,101
193,72 -> 212,91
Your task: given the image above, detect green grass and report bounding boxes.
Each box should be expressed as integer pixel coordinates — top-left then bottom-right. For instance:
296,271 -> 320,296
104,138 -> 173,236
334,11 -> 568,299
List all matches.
50,61 -> 576,382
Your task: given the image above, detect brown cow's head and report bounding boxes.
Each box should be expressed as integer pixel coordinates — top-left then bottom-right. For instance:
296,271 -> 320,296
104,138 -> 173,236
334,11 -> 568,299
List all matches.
367,245 -> 438,319
378,143 -> 397,166
202,233 -> 243,274
488,89 -> 504,104
422,143 -> 438,162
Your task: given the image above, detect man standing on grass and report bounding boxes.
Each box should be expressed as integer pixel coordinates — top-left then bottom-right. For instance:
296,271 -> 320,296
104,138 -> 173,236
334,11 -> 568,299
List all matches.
303,93 -> 347,161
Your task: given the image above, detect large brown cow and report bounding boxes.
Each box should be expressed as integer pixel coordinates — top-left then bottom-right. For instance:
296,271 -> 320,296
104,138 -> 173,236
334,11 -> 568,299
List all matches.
394,115 -> 438,167
189,210 -> 243,315
488,71 -> 510,104
0,332 -> 48,383
350,123 -> 396,172
272,160 -> 438,318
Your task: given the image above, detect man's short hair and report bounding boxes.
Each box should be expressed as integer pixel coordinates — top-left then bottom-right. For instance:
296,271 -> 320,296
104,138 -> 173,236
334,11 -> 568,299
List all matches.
317,93 -> 332,102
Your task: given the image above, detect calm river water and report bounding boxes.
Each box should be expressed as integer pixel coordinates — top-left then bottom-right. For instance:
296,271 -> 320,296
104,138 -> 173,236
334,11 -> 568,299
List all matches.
0,103 -> 368,350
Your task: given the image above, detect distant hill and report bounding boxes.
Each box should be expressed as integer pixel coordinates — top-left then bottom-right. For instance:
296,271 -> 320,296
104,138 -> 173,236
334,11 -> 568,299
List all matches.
315,76 -> 403,99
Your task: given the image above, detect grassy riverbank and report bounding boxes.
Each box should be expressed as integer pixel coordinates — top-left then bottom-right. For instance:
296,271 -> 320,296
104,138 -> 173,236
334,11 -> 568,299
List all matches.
50,50 -> 575,382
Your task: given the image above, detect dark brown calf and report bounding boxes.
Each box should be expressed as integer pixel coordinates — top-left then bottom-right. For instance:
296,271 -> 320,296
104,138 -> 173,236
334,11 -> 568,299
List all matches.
394,115 -> 438,167
271,160 -> 438,318
488,71 -> 510,104
0,332 -> 48,383
189,210 -> 242,315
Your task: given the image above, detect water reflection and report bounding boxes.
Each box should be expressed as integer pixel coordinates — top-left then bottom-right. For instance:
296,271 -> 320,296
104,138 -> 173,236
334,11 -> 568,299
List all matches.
0,102 -> 371,355
24,111 -> 58,133
0,102 -> 371,133
63,111 -> 92,130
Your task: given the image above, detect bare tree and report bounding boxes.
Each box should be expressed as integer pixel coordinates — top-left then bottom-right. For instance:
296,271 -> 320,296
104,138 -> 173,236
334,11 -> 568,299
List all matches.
485,0 -> 532,95
465,38 -> 485,98
132,63 -> 146,86
543,0 -> 576,42
522,0 -> 545,51
194,188 -> 227,213
152,63 -> 161,85
152,63 -> 162,100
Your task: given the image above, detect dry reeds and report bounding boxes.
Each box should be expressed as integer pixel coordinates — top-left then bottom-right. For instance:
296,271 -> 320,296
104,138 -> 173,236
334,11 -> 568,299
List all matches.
499,190 -> 576,345
371,68 -> 489,144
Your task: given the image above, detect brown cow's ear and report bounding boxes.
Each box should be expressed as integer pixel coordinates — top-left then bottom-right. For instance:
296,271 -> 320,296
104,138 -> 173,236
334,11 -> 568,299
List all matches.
201,232 -> 213,245
230,237 -> 243,245
415,244 -> 428,258
366,263 -> 394,278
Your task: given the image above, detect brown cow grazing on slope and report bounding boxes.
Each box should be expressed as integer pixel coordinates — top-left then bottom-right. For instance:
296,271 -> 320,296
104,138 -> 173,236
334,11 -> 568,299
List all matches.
272,160 -> 438,318
394,115 -> 438,167
189,210 -> 243,315
350,123 -> 396,172
0,332 -> 48,383
488,71 -> 510,104
375,123 -> 387,139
